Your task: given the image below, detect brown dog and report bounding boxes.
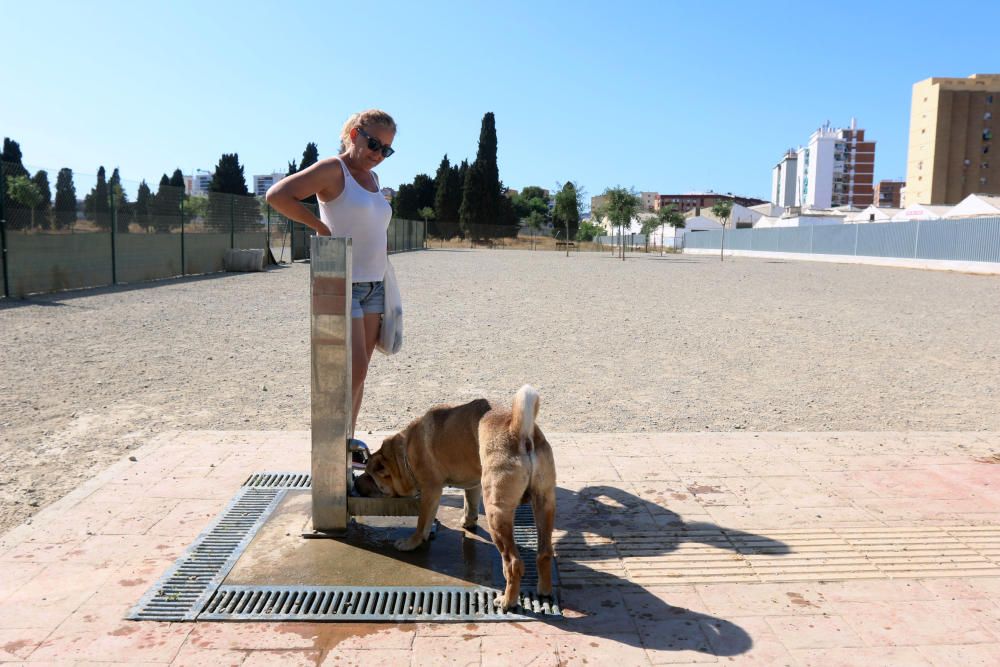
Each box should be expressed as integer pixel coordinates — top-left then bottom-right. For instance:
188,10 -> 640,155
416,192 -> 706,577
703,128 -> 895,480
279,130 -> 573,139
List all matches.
363,385 -> 556,610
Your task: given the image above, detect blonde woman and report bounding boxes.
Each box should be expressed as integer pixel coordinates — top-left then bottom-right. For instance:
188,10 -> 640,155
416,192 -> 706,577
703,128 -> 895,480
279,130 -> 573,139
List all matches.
266,109 -> 396,448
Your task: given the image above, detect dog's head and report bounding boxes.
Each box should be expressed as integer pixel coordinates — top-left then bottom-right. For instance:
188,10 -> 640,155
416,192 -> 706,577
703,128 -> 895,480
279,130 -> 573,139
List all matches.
364,433 -> 418,498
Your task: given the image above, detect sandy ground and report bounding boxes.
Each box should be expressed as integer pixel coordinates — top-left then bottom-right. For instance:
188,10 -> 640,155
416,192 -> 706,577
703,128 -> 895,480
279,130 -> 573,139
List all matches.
2,248 -> 999,533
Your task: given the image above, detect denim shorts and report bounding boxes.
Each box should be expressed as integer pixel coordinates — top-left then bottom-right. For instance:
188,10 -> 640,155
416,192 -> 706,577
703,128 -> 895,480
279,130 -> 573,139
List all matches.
351,281 -> 385,318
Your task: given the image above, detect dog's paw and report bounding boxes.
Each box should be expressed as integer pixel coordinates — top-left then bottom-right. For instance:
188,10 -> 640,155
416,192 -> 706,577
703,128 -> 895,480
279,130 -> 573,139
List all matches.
393,535 -> 423,551
495,594 -> 519,612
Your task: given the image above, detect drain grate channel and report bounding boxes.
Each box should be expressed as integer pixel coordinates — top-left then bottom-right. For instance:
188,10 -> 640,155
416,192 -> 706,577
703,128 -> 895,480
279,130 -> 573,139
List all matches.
199,585 -> 559,621
494,503 -> 559,591
127,488 -> 283,621
130,472 -> 561,622
243,471 -> 311,489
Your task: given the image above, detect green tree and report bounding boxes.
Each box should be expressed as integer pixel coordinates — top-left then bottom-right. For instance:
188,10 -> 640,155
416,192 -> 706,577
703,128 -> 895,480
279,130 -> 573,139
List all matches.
209,153 -> 255,233
433,155 -> 461,235
54,168 -> 77,231
653,204 -> 685,255
151,174 -> 181,233
169,169 -> 185,189
412,173 -> 436,211
392,183 -> 419,220
418,206 -> 435,227
135,180 -> 153,232
298,142 -> 319,206
1,138 -> 29,178
210,154 -> 249,195
6,175 -> 43,228
601,186 -> 641,261
553,181 -> 582,244
459,112 -> 505,239
523,210 -> 545,250
108,167 -> 132,233
84,166 -> 110,230
575,218 -> 605,242
711,199 -> 733,262
2,138 -> 31,229
32,170 -> 52,230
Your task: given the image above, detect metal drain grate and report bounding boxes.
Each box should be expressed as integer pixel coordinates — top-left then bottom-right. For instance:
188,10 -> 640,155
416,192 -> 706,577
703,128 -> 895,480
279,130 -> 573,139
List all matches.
129,472 -> 561,622
494,503 -> 559,591
127,488 -> 283,621
199,585 -> 559,621
243,472 -> 312,489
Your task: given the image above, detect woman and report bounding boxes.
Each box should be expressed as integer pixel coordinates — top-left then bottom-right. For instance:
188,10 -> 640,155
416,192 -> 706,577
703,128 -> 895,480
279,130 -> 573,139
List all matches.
265,109 -> 396,442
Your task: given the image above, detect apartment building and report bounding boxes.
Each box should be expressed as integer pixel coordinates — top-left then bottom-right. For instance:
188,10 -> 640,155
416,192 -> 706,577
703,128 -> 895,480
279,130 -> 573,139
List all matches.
794,119 -> 875,209
771,150 -> 798,207
874,179 -> 905,208
656,192 -> 766,215
639,192 -> 658,211
253,172 -> 286,197
905,73 -> 1000,206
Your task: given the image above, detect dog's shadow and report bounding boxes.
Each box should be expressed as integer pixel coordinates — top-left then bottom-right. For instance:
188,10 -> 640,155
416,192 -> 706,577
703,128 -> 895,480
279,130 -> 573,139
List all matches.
440,483 -> 790,657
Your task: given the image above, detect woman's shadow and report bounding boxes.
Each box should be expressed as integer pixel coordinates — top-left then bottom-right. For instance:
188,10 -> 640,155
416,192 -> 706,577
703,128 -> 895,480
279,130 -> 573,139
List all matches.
511,484 -> 791,658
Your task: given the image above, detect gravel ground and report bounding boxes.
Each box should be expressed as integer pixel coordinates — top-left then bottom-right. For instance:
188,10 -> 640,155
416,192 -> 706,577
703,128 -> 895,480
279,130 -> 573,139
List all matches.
2,248 -> 999,533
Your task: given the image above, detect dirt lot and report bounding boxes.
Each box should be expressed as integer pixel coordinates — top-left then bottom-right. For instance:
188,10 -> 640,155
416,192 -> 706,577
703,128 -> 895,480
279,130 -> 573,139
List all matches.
1,249 -> 999,533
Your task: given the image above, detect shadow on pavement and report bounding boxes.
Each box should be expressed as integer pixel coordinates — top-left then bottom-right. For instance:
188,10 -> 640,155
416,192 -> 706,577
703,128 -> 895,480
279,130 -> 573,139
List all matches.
545,484 -> 789,658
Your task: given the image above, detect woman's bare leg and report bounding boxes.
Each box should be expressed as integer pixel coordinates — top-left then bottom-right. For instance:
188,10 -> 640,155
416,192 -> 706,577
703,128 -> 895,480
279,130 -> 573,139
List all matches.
350,312 -> 383,435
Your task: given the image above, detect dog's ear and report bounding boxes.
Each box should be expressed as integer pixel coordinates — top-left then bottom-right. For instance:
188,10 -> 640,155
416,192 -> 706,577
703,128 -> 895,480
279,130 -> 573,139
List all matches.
370,455 -> 387,475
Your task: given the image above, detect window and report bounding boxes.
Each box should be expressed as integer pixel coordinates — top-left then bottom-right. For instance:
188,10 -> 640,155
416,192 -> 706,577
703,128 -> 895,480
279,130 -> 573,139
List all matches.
986,112 -> 993,120
986,129 -> 994,141
988,95 -> 994,104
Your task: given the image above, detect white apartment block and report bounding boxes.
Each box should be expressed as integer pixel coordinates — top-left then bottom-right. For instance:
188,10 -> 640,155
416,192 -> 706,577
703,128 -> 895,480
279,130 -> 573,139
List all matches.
793,119 -> 875,209
771,151 -> 797,207
254,172 -> 286,197
185,173 -> 213,197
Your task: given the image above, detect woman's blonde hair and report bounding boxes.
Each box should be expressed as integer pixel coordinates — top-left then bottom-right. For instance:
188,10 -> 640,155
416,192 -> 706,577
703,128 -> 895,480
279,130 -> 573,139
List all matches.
340,109 -> 397,153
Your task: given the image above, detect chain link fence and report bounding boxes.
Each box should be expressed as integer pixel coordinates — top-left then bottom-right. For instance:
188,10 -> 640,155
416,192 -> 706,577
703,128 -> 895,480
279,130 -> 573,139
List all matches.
0,162 -> 426,298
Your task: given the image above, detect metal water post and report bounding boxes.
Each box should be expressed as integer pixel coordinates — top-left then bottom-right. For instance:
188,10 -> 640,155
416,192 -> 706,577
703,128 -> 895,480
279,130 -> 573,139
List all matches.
309,236 -> 353,534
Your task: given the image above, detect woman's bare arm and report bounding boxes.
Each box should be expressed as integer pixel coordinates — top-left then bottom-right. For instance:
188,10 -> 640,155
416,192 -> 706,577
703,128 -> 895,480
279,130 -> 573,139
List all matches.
265,158 -> 345,236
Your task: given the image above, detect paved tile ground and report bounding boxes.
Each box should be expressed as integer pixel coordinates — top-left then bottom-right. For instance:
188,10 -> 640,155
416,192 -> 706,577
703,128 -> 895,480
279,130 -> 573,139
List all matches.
2,430 -> 1000,665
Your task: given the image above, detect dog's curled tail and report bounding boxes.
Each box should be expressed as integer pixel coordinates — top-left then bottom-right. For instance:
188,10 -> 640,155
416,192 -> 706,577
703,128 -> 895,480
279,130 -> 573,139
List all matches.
511,384 -> 540,451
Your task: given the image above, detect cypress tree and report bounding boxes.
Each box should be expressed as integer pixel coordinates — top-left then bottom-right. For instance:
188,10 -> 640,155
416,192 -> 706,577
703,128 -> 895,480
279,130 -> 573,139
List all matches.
169,168 -> 185,189
151,174 -> 177,234
1,138 -> 29,178
109,168 -> 132,233
136,180 -> 152,232
209,153 -> 255,232
85,166 -> 110,230
299,142 -> 319,207
459,113 -> 503,238
392,183 -> 419,220
32,170 -> 52,230
210,154 -> 250,195
2,137 -> 30,229
54,168 -> 77,231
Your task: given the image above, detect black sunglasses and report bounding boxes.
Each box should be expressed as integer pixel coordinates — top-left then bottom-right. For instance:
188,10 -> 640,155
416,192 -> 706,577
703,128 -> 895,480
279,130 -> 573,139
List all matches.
356,127 -> 395,158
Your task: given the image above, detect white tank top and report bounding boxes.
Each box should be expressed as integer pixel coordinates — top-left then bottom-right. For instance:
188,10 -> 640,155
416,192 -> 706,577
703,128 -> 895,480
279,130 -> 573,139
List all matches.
317,159 -> 392,282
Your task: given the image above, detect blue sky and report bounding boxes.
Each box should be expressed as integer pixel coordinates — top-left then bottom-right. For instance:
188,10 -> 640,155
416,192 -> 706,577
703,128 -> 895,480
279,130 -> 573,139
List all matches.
3,0 -> 999,206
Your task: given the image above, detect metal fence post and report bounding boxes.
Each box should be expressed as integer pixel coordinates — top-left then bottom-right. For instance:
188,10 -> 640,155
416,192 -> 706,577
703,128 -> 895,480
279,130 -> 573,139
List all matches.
0,162 -> 9,298
180,196 -> 186,276
109,183 -> 117,285
810,225 -> 815,254
853,222 -> 860,255
914,218 -> 921,258
230,196 -> 235,249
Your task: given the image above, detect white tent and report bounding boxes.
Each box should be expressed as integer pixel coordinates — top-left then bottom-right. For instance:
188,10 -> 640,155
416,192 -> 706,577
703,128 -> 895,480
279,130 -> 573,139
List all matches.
844,205 -> 902,223
945,194 -> 1000,218
891,204 -> 951,221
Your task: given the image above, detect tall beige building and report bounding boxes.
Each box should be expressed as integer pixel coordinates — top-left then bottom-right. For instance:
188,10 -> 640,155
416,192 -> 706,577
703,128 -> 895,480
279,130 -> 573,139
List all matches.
905,74 -> 1000,206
